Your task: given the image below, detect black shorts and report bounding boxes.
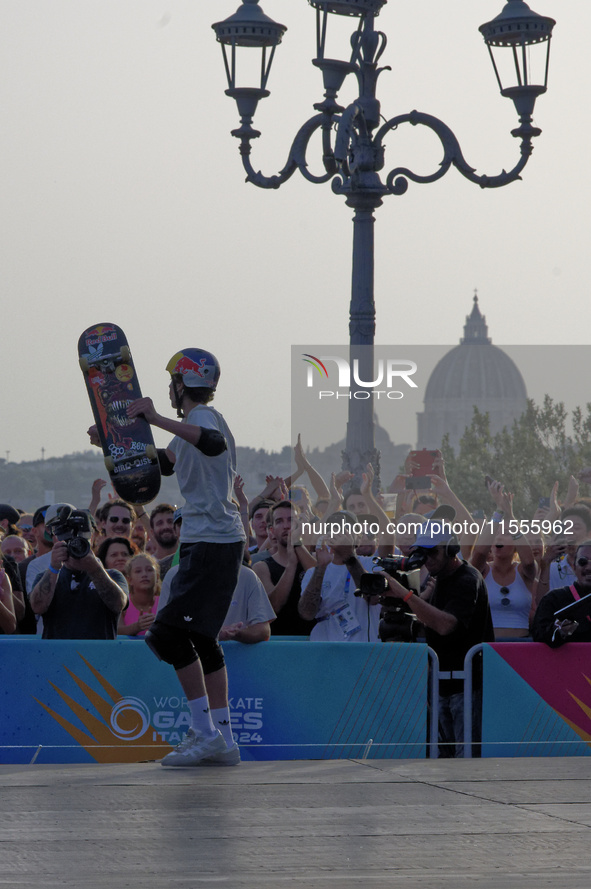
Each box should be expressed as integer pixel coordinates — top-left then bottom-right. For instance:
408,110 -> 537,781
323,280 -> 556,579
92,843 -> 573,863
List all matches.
156,540 -> 243,637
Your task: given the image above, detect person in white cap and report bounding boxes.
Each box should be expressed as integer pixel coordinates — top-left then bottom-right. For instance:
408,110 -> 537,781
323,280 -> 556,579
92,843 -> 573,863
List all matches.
29,504 -> 128,639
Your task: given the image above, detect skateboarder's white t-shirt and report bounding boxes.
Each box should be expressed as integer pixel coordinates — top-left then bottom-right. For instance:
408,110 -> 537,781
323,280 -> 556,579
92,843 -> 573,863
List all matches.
168,404 -> 244,545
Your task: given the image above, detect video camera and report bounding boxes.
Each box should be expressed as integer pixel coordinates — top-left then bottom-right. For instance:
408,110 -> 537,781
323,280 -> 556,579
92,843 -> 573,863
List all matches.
48,506 -> 93,560
356,550 -> 427,643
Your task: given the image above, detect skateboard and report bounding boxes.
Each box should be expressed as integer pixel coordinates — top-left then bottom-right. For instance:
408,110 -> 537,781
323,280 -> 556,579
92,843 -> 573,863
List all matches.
78,323 -> 161,505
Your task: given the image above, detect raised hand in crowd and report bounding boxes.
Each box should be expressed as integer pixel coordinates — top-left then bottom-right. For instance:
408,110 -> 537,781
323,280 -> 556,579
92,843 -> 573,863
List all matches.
89,478 -> 107,516
333,470 -> 354,494
431,452 -> 448,483
286,434 -> 330,505
486,479 -> 515,519
427,462 -> 475,553
324,471 -> 345,518
267,476 -> 287,501
391,478 -> 416,521
247,475 -> 287,518
234,474 -> 250,543
564,475 -> 580,508
532,481 -> 560,524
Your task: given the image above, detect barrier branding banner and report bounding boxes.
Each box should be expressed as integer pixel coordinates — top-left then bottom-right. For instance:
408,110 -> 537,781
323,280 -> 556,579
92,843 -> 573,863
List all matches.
482,643 -> 591,757
1,639 -> 427,764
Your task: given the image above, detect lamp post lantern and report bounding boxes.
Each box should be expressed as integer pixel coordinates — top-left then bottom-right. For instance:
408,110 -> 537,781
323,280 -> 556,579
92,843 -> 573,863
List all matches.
212,0 -> 556,486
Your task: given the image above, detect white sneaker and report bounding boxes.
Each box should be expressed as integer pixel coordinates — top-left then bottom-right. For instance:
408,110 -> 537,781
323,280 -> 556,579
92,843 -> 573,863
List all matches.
161,728 -> 226,767
198,743 -> 241,767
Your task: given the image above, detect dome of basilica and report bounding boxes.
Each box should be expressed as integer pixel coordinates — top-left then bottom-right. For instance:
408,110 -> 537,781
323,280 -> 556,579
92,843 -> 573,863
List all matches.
417,293 -> 527,452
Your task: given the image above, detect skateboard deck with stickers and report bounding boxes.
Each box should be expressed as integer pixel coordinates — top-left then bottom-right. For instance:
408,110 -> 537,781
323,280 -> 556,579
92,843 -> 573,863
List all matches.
78,323 -> 161,505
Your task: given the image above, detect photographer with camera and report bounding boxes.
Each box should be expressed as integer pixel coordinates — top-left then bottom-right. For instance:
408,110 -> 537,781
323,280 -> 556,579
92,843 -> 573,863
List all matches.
532,540 -> 591,647
30,504 -> 128,639
376,507 -> 493,757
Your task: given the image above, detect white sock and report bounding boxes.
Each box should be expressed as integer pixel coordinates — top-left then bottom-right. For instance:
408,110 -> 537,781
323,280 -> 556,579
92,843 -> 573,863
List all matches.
210,707 -> 234,748
188,696 -> 216,737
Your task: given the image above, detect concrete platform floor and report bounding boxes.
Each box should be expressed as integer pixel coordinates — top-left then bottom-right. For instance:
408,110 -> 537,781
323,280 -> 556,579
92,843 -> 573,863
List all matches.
2,757 -> 591,888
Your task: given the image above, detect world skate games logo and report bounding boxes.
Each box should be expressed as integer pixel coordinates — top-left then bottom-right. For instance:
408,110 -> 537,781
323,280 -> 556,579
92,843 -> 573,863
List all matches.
109,696 -> 152,741
302,352 -> 418,400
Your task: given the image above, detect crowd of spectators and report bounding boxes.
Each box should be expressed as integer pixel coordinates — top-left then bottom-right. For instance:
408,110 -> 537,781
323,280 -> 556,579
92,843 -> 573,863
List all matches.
3,444 -> 591,756
2,447 -> 591,646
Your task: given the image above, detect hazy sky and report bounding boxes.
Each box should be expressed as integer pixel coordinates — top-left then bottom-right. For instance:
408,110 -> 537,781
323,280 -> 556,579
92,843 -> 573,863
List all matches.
0,0 -> 584,465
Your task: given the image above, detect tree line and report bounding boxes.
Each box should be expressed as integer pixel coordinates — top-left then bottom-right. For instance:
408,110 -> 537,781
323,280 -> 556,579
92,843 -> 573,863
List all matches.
441,397 -> 591,517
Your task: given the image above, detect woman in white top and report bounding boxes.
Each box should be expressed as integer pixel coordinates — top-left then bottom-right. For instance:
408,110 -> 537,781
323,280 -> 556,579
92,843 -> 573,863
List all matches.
471,528 -> 536,639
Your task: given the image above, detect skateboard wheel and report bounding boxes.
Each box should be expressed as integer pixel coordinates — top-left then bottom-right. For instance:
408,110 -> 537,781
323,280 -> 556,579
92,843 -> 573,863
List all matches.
79,356 -> 89,373
145,445 -> 158,463
104,457 -> 115,473
120,346 -> 131,363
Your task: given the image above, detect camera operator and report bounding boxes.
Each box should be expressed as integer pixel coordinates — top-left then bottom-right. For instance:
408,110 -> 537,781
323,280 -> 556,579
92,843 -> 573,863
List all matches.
377,509 -> 493,757
30,505 -> 128,640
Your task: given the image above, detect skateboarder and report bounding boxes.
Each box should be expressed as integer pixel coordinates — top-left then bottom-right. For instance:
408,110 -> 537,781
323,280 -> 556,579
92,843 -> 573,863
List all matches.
125,348 -> 245,766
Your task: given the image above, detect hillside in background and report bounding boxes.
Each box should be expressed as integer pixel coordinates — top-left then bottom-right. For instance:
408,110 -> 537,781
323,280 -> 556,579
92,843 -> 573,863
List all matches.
0,449 -> 290,513
0,433 -> 409,513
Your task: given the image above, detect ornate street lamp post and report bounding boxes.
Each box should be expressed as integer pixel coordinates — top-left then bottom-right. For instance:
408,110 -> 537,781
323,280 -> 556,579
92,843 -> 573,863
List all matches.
213,0 -> 555,485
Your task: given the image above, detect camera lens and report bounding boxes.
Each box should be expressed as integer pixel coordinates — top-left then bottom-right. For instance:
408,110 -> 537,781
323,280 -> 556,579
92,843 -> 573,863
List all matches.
68,537 -> 90,560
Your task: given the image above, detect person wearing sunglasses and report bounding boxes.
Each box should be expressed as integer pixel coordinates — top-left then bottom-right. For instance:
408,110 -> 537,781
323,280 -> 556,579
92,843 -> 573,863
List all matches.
99,500 -> 137,541
16,514 -> 36,548
535,504 -> 591,604
532,541 -> 591,647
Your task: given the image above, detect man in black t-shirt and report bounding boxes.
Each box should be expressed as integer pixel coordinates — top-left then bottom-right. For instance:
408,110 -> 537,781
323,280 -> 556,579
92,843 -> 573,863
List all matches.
532,540 -> 591,647
380,512 -> 493,757
30,507 -> 128,640
33,562 -> 128,639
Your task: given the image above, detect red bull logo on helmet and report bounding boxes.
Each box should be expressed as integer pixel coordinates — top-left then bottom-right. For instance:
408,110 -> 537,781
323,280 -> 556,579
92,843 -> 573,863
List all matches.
175,356 -> 208,378
166,350 -> 219,388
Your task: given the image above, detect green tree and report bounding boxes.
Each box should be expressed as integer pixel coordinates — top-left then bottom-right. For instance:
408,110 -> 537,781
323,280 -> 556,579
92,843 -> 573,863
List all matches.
443,398 -> 591,518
